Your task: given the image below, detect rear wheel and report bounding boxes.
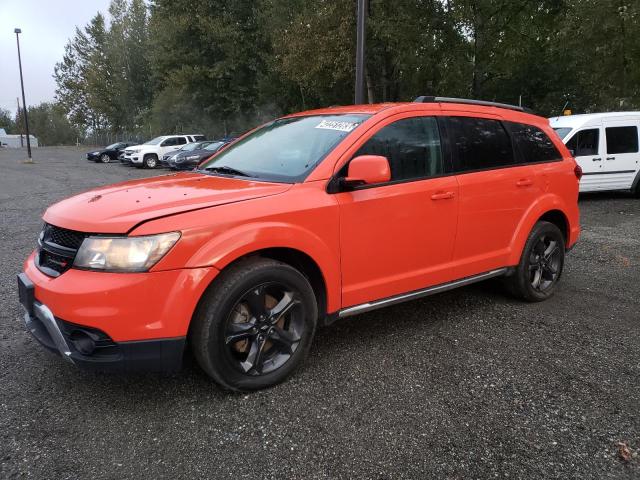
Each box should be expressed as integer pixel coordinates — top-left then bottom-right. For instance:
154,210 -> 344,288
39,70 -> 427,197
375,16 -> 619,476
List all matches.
100,153 -> 111,163
143,154 -> 158,169
506,221 -> 565,302
190,258 -> 318,391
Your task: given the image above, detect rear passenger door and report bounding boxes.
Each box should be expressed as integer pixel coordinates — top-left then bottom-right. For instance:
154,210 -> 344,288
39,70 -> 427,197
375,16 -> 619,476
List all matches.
602,122 -> 639,190
336,115 -> 459,308
445,115 -> 543,278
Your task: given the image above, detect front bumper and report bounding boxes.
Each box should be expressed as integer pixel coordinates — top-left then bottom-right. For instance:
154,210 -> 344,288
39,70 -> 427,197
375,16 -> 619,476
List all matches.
18,273 -> 185,372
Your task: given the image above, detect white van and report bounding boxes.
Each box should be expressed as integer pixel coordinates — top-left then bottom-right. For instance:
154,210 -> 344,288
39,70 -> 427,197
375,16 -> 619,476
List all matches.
550,112 -> 640,195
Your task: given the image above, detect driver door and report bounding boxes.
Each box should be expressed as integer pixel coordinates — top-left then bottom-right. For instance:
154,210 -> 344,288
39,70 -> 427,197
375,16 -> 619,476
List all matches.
335,115 -> 459,308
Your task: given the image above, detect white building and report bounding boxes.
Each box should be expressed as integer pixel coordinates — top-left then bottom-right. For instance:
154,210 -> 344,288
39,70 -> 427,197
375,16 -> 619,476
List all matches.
0,128 -> 39,148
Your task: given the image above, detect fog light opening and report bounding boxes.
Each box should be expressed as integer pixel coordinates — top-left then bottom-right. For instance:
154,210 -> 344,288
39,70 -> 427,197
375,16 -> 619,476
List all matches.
69,330 -> 96,355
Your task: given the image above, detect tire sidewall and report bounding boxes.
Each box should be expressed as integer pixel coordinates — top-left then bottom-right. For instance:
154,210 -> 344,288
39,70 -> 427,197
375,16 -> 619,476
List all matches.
195,261 -> 318,391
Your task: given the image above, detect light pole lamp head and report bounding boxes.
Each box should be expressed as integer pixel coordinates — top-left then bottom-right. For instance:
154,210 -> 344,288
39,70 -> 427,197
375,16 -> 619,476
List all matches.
14,28 -> 22,34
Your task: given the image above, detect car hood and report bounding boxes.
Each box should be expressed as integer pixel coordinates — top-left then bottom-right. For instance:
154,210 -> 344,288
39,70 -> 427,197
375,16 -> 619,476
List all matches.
43,172 -> 292,233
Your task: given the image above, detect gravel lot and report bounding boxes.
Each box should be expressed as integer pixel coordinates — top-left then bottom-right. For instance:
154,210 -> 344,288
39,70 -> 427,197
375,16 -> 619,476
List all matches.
1,147 -> 639,479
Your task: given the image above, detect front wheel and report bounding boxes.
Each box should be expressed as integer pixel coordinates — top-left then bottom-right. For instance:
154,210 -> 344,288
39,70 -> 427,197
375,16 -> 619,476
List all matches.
143,154 -> 158,169
190,258 -> 318,391
100,153 -> 111,163
505,221 -> 565,302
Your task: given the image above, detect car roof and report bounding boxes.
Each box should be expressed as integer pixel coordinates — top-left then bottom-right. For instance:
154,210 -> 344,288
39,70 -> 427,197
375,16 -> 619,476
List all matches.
550,111 -> 640,129
284,101 -> 548,126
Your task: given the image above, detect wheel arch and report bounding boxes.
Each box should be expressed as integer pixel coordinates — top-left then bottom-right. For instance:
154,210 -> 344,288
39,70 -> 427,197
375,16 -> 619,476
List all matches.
183,222 -> 341,319
508,195 -> 574,265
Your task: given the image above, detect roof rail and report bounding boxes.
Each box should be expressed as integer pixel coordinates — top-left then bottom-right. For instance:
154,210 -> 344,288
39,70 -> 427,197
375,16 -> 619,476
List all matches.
414,96 -> 533,113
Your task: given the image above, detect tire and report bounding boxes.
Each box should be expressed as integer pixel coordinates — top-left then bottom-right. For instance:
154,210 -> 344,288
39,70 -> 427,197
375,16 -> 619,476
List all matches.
100,153 -> 111,163
143,154 -> 158,169
190,257 -> 318,391
505,221 -> 565,302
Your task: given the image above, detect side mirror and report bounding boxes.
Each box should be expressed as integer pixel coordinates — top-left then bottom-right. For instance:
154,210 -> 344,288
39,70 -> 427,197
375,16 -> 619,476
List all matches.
344,155 -> 391,186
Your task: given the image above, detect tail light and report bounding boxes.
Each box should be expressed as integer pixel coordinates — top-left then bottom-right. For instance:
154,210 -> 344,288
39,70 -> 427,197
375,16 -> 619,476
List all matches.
574,164 -> 583,180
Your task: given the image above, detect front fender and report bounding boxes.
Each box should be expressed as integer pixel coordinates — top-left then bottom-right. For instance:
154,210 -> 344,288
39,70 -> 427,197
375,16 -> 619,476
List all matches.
185,221 -> 342,313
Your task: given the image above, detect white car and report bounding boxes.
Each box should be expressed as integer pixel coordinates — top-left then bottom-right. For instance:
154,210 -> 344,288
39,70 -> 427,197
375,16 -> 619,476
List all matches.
550,112 -> 640,195
123,134 -> 205,168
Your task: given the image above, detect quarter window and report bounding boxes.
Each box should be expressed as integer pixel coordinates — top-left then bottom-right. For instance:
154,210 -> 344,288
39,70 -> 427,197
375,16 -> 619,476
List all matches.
507,122 -> 562,163
605,126 -> 638,154
355,116 -> 443,182
448,117 -> 514,171
566,129 -> 599,157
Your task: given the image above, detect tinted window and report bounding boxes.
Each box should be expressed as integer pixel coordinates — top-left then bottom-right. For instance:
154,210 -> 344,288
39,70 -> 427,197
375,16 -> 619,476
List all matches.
177,137 -> 188,145
193,135 -> 206,141
507,122 -> 562,163
162,138 -> 178,146
566,129 -> 599,156
355,117 -> 443,181
606,126 -> 638,154
448,117 -> 514,171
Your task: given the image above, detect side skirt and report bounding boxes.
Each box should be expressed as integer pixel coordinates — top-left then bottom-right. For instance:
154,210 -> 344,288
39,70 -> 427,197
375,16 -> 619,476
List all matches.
337,268 -> 508,319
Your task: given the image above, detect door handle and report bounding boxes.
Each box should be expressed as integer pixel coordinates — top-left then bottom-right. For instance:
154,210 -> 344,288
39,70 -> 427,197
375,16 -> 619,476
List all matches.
431,191 -> 455,200
606,156 -> 616,161
592,158 -> 602,162
516,178 -> 533,187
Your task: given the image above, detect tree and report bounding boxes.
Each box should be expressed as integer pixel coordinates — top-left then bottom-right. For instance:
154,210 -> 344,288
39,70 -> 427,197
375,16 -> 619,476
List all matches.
0,109 -> 15,133
14,103 -> 81,146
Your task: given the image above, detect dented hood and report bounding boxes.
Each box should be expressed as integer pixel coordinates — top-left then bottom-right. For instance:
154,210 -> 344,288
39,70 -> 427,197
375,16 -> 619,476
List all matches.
43,172 -> 292,233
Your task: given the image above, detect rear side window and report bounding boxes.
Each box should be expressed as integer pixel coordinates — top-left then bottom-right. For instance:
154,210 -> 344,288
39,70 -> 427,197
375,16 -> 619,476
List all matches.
507,122 -> 562,163
566,129 -> 599,156
606,126 -> 638,154
448,116 -> 514,171
355,116 -> 443,182
193,135 -> 206,142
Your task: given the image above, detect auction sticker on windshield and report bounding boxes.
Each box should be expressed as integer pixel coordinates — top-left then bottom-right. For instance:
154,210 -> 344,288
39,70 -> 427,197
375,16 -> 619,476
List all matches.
315,120 -> 359,132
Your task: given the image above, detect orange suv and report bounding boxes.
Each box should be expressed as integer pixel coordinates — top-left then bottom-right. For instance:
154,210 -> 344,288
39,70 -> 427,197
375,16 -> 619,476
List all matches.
17,97 -> 581,391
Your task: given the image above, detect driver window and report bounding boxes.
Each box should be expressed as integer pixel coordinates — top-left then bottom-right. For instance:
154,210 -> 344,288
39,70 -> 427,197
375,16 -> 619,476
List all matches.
354,116 -> 443,182
566,129 -> 599,157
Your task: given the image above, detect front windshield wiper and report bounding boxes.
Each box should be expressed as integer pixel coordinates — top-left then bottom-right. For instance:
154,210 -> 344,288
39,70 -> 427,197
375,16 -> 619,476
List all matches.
201,165 -> 250,177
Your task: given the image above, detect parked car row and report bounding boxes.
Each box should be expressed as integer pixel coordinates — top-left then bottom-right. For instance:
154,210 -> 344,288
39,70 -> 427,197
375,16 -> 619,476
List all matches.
86,134 -> 235,170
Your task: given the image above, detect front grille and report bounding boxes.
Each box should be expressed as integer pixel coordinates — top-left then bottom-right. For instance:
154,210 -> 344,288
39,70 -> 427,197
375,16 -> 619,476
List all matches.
42,224 -> 85,250
36,224 -> 88,276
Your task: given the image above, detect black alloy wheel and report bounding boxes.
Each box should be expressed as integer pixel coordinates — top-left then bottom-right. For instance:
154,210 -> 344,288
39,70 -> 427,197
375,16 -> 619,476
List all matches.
505,221 -> 565,302
528,234 -> 562,293
190,257 -> 317,391
224,283 -> 304,375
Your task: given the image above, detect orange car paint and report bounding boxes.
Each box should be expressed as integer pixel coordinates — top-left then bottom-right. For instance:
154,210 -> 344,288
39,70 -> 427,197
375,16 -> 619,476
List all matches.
25,102 -> 580,344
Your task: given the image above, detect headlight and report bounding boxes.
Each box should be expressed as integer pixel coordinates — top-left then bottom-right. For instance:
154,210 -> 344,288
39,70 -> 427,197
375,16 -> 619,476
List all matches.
73,232 -> 180,272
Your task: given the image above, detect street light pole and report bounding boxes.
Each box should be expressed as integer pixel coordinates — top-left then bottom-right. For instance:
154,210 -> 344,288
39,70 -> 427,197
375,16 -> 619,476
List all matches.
15,28 -> 32,163
355,0 -> 368,104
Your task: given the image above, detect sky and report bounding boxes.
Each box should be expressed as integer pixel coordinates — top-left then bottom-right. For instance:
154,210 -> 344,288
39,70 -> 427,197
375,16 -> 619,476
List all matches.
0,0 -> 111,115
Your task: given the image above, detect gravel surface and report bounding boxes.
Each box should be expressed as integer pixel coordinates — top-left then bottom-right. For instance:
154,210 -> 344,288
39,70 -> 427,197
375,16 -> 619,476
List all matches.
1,147 -> 639,479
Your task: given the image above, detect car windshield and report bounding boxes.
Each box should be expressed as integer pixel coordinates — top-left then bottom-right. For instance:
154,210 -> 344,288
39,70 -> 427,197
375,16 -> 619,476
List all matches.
144,137 -> 165,145
198,114 -> 370,182
179,142 -> 202,152
204,141 -> 224,151
105,143 -> 120,149
553,127 -> 572,140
